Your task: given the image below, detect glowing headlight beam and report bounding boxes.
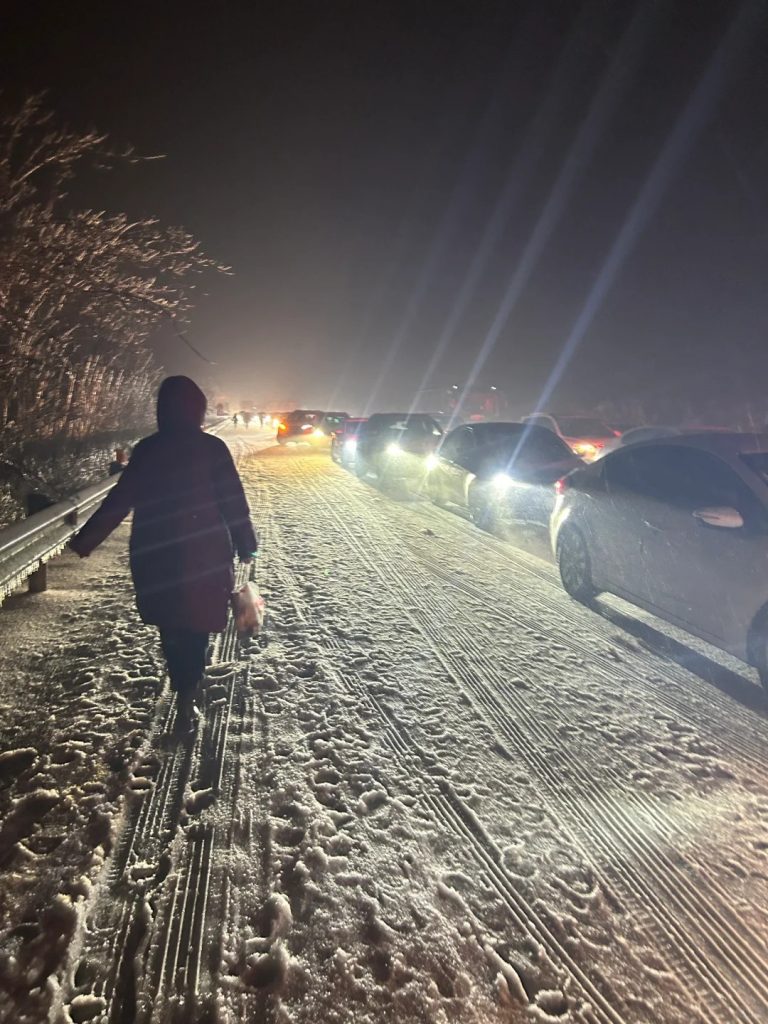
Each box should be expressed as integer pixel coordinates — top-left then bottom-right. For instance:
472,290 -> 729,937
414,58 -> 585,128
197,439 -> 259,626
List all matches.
448,3 -> 658,432
531,0 -> 763,418
409,9 -> 607,422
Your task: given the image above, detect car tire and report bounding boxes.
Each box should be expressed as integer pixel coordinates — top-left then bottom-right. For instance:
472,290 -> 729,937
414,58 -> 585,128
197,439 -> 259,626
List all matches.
557,526 -> 597,604
748,609 -> 768,696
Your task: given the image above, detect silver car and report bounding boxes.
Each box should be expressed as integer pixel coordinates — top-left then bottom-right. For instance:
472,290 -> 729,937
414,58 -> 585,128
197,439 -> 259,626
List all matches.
426,422 -> 580,531
550,433 -> 768,690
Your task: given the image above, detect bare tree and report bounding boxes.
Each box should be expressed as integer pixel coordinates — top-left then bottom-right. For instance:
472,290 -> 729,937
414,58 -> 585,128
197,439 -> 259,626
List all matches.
0,95 -> 226,504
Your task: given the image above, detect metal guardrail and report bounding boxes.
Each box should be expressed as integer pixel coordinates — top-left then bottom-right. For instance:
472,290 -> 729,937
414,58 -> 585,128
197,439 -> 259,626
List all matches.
0,477 -> 117,603
0,418 -> 230,605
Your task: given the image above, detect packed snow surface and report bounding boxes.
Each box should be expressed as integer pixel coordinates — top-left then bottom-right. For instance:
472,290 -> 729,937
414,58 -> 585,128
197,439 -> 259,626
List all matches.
2,426 -> 768,1023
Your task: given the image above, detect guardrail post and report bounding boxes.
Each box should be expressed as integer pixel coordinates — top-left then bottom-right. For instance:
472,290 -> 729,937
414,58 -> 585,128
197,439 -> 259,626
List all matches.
28,561 -> 47,593
26,492 -> 55,595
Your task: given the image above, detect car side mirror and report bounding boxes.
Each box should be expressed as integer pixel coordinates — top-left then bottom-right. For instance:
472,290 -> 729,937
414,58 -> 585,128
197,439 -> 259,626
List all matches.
692,506 -> 744,529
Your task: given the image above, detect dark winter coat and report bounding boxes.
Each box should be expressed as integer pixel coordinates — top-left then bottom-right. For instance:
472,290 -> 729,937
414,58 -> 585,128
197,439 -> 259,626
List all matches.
70,377 -> 257,633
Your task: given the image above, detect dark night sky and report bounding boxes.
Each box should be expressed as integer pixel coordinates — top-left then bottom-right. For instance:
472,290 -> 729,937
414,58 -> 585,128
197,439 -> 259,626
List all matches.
3,0 -> 768,417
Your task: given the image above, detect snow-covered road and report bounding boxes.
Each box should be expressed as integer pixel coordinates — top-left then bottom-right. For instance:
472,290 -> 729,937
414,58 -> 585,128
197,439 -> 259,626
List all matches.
3,427 -> 768,1023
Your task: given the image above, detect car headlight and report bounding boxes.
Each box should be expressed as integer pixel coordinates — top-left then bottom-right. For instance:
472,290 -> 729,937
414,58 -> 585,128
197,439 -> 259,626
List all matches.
492,472 -> 513,491
344,438 -> 357,452
312,428 -> 326,438
386,442 -> 403,457
425,453 -> 439,470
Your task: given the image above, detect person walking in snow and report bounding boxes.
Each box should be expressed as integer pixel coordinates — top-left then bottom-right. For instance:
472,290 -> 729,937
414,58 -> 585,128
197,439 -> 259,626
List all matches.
232,412 -> 239,427
69,376 -> 257,727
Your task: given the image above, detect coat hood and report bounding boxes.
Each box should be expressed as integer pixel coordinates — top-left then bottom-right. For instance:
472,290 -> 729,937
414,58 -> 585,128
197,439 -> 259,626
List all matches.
156,376 -> 207,432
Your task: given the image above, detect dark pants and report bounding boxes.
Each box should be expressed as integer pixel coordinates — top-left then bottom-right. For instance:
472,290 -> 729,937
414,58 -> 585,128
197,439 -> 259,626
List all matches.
159,629 -> 208,693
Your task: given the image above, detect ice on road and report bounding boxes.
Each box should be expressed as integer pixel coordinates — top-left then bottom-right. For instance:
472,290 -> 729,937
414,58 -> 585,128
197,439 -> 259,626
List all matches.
2,427 -> 768,1024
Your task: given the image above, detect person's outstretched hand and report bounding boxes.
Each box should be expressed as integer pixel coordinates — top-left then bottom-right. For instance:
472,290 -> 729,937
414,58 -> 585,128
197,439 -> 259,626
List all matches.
68,536 -> 89,558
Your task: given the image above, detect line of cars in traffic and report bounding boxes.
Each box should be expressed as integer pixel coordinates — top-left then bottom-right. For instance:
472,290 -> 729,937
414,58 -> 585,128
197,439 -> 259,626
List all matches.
273,407 -> 768,691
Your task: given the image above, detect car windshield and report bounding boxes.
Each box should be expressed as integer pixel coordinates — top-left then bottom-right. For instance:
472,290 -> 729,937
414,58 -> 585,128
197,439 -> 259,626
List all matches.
557,417 -> 612,436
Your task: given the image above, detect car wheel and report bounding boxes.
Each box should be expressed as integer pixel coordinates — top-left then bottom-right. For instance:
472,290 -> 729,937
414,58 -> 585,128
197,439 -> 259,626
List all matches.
557,526 -> 597,603
748,609 -> 768,696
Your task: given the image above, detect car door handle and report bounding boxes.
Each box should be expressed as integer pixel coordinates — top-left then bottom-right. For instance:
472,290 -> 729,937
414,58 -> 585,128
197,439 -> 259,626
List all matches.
642,520 -> 663,532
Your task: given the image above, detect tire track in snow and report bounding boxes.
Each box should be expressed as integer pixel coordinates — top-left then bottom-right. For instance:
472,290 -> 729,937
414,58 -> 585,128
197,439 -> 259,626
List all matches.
248,462 -> 628,1024
63,437 -> 265,1023
287,458 -> 768,1024
253,456 -> 710,1022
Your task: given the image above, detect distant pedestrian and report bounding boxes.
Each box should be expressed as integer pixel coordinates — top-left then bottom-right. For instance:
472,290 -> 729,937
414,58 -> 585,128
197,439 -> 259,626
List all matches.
232,412 -> 239,427
70,376 -> 257,728
242,410 -> 253,429
258,412 -> 266,427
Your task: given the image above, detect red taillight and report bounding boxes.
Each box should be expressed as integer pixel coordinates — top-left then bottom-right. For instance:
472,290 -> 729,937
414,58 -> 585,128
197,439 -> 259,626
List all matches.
594,441 -> 604,449
555,477 -> 570,495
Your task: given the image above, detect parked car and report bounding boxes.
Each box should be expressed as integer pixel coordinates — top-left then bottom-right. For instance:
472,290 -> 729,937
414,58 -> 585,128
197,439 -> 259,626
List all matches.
331,417 -> 367,468
276,409 -> 325,444
426,422 -> 581,531
305,411 -> 350,448
550,433 -> 768,690
523,413 -> 618,461
318,411 -> 350,435
355,413 -> 443,490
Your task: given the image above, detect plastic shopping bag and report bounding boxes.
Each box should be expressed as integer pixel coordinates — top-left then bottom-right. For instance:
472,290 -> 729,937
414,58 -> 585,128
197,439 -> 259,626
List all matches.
231,581 -> 266,641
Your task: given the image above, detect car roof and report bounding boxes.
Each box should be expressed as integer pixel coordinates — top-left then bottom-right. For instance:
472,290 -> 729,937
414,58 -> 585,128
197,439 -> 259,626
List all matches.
468,420 -> 523,429
608,431 -> 768,457
449,420 -> 556,436
368,412 -> 436,421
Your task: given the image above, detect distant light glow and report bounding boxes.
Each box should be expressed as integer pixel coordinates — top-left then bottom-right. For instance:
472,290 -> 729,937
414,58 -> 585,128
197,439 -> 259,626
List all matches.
386,442 -> 403,457
572,441 -> 597,459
